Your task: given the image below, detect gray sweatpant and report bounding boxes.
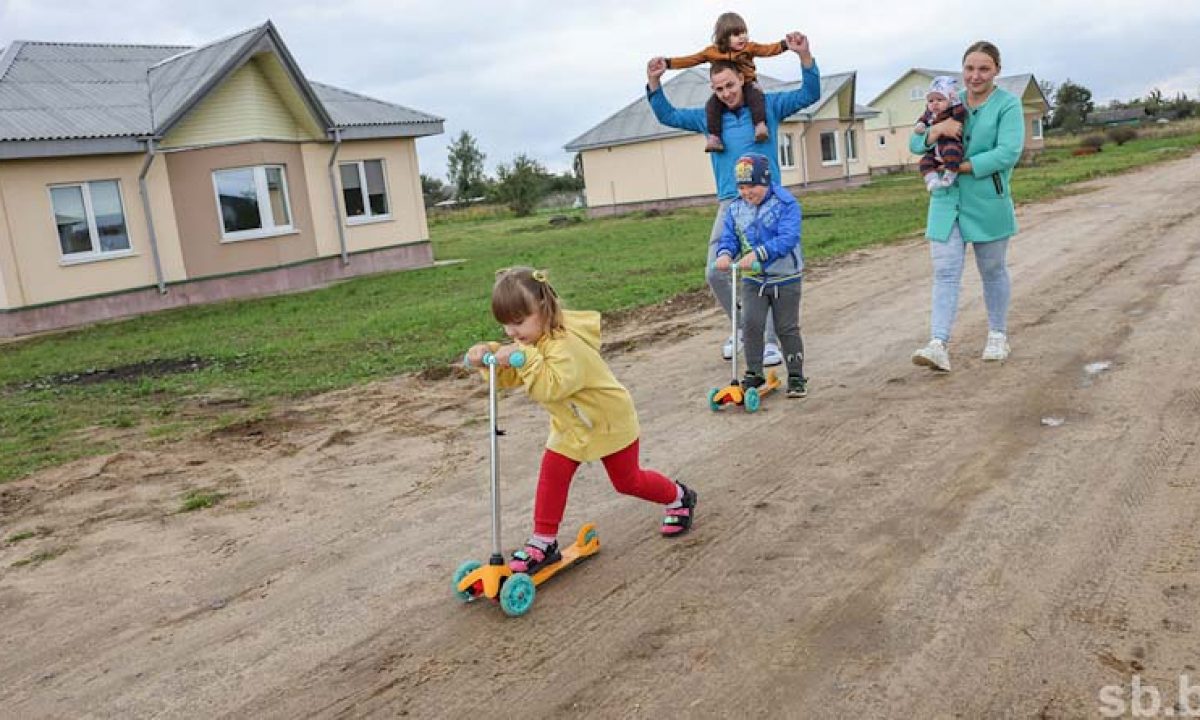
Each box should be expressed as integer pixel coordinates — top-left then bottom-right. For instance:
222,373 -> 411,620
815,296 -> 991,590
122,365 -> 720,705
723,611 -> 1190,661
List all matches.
706,200 -> 779,346
742,281 -> 804,378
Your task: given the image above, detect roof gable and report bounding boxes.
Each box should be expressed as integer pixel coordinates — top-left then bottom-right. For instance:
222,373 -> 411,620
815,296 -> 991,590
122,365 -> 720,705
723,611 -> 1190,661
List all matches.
869,67 -> 1049,109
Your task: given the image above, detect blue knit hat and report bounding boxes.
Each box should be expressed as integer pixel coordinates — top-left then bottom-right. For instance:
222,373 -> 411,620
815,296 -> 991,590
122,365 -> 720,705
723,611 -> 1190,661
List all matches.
735,153 -> 771,186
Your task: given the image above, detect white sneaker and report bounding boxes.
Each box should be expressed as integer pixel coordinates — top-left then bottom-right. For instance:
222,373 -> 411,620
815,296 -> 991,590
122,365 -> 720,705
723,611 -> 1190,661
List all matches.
721,335 -> 743,360
763,342 -> 783,367
982,331 -> 1010,361
912,339 -> 951,372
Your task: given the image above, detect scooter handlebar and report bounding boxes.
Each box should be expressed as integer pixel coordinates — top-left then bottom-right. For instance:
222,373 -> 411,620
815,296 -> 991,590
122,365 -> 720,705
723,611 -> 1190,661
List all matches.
710,259 -> 763,273
465,350 -> 527,369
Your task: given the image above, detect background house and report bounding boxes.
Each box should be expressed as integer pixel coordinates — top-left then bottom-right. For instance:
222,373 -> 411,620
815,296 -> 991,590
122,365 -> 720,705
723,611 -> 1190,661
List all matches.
565,68 -> 874,217
864,68 -> 1050,173
0,21 -> 442,337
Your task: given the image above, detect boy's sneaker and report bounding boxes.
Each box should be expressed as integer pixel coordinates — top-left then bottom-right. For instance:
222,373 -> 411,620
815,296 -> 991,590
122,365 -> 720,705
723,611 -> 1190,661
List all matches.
763,342 -> 783,367
661,483 -> 697,536
722,335 -> 743,360
981,331 -> 1010,361
509,538 -> 561,574
787,374 -> 808,398
705,134 -> 725,153
742,371 -> 766,390
911,338 -> 951,372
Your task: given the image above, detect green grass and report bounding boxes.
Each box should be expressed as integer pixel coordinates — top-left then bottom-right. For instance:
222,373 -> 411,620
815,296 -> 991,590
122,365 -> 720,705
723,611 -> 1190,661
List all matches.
10,547 -> 66,568
1,132 -> 1198,483
179,489 -> 226,513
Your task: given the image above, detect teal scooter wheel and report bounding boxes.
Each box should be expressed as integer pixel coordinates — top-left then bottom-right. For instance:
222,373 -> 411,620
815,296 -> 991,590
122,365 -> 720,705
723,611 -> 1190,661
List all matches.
499,573 -> 536,617
452,559 -> 482,602
744,386 -> 761,413
707,387 -> 721,411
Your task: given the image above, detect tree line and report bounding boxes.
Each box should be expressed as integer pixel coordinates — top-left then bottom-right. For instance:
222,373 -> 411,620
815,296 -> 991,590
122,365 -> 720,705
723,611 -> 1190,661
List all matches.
1041,79 -> 1199,133
421,131 -> 584,216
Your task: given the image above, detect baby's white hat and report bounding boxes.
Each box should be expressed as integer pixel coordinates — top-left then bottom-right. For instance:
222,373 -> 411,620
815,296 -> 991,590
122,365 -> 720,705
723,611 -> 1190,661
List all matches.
927,75 -> 961,104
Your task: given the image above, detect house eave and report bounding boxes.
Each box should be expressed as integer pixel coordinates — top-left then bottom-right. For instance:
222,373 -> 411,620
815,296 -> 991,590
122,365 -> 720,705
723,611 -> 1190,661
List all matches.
333,121 -> 444,141
0,137 -> 145,160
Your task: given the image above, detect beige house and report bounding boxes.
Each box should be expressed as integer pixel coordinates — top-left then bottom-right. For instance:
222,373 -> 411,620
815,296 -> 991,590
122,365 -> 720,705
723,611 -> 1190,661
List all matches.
565,69 -> 876,217
865,68 -> 1050,173
0,22 -> 442,337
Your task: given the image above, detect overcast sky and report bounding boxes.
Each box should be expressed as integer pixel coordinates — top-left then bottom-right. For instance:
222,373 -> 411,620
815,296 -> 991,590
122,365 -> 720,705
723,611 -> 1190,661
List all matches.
2,0 -> 1198,179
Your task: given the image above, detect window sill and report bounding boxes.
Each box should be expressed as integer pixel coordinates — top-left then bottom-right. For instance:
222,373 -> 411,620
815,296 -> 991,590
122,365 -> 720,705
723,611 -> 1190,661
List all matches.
346,214 -> 393,227
779,164 -> 796,170
59,250 -> 136,267
821,160 -> 841,167
220,227 -> 300,243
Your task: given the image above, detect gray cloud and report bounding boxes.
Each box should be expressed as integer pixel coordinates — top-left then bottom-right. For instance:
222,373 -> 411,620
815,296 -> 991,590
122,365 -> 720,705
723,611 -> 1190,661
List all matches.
2,1 -> 1197,179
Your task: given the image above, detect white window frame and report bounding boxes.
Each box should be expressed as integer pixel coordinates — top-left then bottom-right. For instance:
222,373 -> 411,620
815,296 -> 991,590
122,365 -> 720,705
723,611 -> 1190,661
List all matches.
1031,117 -> 1044,140
846,128 -> 859,163
819,130 -> 840,166
47,179 -> 134,265
778,133 -> 796,169
211,165 -> 296,242
339,158 -> 393,226
909,87 -> 925,101
877,134 -> 887,147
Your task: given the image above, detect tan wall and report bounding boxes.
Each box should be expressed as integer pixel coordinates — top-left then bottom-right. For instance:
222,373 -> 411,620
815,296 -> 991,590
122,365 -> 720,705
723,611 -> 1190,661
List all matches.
581,134 -> 714,207
866,127 -> 918,170
0,153 -> 186,306
1025,110 -> 1046,151
301,138 -> 430,258
0,176 -> 16,309
777,119 -> 869,187
164,142 -> 319,280
161,56 -> 323,150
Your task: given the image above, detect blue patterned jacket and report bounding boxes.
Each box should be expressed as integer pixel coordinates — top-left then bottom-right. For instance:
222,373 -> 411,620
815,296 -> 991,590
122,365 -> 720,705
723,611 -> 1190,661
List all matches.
715,184 -> 803,288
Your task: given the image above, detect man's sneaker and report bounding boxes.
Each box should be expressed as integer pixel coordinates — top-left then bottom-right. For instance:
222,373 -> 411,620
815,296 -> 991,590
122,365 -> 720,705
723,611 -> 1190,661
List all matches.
763,342 -> 783,367
787,374 -> 808,398
722,335 -> 743,360
509,538 -> 561,574
661,483 -> 697,536
742,371 -> 766,390
911,339 -> 951,372
982,331 -> 1010,361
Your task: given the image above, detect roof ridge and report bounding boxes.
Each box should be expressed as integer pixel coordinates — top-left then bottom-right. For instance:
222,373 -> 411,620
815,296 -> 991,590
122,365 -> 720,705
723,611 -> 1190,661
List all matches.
8,40 -> 190,49
147,22 -> 267,70
0,41 -> 23,82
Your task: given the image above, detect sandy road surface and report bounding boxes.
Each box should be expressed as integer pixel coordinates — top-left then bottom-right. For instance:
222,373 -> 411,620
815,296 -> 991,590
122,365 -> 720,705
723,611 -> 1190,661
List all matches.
2,154 -> 1199,718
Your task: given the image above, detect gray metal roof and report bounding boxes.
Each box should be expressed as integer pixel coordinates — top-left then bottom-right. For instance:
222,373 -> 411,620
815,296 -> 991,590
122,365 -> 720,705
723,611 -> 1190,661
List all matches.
564,69 -> 854,152
0,22 -> 442,152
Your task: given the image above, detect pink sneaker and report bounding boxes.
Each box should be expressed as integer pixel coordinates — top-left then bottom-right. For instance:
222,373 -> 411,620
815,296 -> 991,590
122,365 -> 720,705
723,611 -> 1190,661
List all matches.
508,538 -> 560,574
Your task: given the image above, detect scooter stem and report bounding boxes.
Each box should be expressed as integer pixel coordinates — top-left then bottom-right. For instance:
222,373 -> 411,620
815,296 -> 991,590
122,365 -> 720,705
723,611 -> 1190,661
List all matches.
487,360 -> 504,563
731,262 -> 739,383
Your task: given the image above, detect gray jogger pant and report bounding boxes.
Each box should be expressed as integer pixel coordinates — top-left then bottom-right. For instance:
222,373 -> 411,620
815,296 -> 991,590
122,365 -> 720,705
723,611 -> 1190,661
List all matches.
741,281 -> 804,378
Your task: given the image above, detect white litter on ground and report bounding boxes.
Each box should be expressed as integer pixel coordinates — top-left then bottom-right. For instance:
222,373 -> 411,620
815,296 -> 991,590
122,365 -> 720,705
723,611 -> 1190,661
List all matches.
1041,417 -> 1066,427
1084,361 -> 1112,375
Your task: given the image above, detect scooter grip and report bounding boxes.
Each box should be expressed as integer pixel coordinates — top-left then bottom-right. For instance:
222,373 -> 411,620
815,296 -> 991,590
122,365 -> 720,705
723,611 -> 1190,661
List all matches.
479,351 -> 525,368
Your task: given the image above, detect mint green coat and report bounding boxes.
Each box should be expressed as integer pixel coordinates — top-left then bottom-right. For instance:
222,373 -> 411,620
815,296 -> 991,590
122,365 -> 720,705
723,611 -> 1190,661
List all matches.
909,86 -> 1025,242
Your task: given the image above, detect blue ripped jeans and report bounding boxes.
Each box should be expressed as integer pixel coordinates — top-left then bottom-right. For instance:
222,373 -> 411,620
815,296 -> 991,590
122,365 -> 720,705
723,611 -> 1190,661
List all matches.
929,222 -> 1010,343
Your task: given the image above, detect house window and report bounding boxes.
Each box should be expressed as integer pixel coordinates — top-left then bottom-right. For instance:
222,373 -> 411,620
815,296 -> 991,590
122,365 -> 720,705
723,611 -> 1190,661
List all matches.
212,165 -> 293,241
339,159 -> 391,223
778,133 -> 796,169
846,129 -> 859,162
877,135 -> 887,147
1031,117 -> 1044,139
819,131 -> 839,165
910,87 -> 925,101
49,180 -> 131,260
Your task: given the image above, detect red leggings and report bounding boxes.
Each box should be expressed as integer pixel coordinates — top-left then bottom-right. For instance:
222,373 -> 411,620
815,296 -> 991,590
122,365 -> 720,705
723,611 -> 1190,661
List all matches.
534,439 -> 677,536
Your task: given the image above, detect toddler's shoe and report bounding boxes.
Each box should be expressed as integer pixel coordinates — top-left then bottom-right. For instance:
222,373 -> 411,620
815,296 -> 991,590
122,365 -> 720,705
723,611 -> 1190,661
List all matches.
509,538 -> 561,574
705,134 -> 725,153
754,121 -> 769,142
661,483 -> 697,536
786,374 -> 808,398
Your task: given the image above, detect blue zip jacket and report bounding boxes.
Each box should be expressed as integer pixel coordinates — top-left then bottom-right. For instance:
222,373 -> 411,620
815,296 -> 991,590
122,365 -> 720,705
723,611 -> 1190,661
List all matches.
715,183 -> 803,288
647,62 -> 821,200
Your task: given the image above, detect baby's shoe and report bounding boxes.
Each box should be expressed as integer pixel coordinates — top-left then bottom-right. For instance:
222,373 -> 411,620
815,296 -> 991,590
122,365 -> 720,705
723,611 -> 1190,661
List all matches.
924,173 -> 941,192
941,171 -> 959,187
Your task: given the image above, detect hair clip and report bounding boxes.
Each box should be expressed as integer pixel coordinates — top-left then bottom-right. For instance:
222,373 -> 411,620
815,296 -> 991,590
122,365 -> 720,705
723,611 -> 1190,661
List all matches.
532,269 -> 548,283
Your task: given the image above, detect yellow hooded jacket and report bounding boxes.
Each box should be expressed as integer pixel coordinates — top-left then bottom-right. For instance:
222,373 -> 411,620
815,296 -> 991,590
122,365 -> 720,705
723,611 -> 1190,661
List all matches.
489,310 -> 639,463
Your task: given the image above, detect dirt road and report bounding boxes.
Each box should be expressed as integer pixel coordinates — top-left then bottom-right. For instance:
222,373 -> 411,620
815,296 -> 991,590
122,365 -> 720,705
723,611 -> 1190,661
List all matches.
3,154 -> 1200,718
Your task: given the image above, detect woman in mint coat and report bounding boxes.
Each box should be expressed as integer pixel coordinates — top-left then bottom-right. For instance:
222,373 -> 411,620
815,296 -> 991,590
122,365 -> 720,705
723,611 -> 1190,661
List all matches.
909,41 -> 1025,372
